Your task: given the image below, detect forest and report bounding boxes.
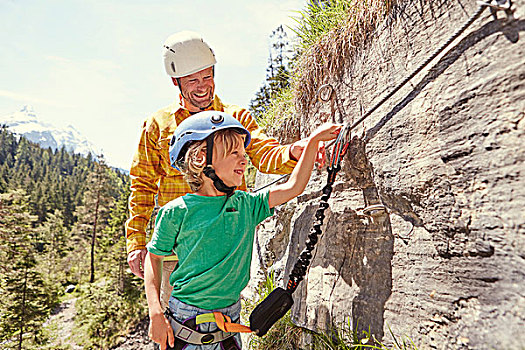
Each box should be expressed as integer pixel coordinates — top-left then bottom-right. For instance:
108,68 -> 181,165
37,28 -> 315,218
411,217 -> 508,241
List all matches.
0,22 -> 293,349
0,126 -> 145,349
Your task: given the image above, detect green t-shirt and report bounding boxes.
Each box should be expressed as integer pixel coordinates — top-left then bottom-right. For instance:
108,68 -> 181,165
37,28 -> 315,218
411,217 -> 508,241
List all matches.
147,190 -> 274,309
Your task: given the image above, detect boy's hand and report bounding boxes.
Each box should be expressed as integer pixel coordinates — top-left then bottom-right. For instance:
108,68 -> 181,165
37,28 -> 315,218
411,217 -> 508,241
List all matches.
148,312 -> 174,349
290,140 -> 327,168
310,123 -> 342,142
290,124 -> 341,168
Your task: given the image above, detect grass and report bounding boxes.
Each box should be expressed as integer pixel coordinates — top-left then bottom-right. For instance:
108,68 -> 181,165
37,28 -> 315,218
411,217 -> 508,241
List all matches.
292,0 -> 397,112
256,87 -> 299,144
256,0 -> 398,135
290,0 -> 364,52
243,272 -> 417,350
308,322 -> 418,350
242,271 -> 302,349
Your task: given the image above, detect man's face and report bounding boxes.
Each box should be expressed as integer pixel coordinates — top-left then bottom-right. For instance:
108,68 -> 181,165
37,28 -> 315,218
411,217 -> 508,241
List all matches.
176,67 -> 215,112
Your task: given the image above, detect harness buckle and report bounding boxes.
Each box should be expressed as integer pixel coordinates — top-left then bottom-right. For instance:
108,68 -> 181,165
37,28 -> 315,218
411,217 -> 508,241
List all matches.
164,308 -> 236,346
201,334 -> 214,344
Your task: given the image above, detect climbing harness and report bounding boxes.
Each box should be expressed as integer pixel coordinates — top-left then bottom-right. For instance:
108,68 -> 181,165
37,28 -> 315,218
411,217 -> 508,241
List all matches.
160,1 -> 519,341
164,308 -> 250,349
249,0 -> 516,337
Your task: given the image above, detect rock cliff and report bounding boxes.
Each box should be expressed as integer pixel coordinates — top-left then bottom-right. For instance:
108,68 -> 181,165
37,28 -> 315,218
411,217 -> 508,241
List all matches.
247,1 -> 524,349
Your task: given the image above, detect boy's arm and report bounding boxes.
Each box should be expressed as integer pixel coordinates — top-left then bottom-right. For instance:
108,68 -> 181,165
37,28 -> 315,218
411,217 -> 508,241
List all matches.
268,124 -> 341,208
144,252 -> 175,349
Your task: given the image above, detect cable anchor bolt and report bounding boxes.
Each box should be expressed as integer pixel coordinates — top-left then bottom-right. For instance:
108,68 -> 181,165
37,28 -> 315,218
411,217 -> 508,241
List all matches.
357,204 -> 388,223
362,204 -> 387,217
478,0 -> 515,20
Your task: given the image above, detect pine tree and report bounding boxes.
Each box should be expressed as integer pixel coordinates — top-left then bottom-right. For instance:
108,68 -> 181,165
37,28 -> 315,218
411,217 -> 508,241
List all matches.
0,164 -> 8,193
249,25 -> 293,121
0,190 -> 57,349
0,127 -> 94,226
74,183 -> 147,348
37,210 -> 68,284
98,186 -> 130,291
0,126 -> 17,169
0,127 -> 144,348
72,156 -> 114,283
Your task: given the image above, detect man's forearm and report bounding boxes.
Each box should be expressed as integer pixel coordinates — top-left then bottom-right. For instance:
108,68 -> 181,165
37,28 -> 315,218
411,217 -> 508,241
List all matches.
249,142 -> 297,174
126,183 -> 157,252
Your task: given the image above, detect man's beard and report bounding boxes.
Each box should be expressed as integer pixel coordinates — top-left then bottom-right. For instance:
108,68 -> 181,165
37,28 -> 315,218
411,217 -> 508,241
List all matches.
187,91 -> 213,111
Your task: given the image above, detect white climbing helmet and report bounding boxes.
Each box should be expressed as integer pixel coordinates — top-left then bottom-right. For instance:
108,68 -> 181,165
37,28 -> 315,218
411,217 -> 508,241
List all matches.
163,31 -> 217,78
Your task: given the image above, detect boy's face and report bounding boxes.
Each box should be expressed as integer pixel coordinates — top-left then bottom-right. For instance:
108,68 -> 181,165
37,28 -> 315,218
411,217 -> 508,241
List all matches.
212,135 -> 247,187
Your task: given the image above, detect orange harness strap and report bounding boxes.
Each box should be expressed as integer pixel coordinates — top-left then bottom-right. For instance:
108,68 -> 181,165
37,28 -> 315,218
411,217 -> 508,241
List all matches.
212,311 -> 253,333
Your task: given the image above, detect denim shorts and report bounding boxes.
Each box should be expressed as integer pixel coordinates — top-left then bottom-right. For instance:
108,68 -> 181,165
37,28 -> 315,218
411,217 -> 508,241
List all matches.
168,297 -> 242,349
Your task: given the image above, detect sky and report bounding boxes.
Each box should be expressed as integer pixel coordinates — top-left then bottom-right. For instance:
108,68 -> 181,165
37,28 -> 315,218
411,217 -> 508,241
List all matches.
0,0 -> 306,169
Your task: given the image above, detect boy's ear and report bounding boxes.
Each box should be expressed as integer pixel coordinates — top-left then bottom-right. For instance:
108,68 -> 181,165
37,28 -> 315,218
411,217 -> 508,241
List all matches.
197,150 -> 206,164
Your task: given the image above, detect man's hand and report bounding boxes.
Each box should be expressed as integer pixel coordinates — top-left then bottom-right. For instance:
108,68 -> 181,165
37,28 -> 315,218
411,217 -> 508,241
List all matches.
290,139 -> 327,168
128,249 -> 147,279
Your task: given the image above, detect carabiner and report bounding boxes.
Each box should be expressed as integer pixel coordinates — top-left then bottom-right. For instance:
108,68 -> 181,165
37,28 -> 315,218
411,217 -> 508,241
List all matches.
329,122 -> 351,170
317,84 -> 351,171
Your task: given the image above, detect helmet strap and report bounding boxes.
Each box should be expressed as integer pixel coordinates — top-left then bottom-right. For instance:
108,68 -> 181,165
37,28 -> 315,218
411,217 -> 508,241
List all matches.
203,134 -> 236,197
176,78 -> 187,100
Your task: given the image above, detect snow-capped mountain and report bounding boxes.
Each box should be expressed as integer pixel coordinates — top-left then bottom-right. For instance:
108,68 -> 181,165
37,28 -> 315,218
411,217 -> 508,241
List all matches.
1,105 -> 100,157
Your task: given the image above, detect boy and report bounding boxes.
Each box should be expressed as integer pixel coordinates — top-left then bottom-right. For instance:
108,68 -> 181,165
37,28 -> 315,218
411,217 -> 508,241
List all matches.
144,111 -> 341,350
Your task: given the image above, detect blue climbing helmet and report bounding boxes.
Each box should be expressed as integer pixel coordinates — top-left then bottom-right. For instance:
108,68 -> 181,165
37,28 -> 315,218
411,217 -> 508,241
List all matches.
169,111 -> 251,171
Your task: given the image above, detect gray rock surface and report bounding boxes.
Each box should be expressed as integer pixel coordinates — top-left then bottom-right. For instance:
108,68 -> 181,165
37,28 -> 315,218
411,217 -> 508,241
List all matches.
110,317 -> 156,350
246,1 -> 525,349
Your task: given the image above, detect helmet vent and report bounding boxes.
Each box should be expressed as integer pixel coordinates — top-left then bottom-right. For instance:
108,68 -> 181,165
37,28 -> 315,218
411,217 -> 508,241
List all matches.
171,62 -> 176,73
164,45 -> 176,54
211,114 -> 224,124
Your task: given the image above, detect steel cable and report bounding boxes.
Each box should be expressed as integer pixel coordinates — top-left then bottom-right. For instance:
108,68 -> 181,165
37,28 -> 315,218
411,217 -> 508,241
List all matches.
253,4 -> 489,194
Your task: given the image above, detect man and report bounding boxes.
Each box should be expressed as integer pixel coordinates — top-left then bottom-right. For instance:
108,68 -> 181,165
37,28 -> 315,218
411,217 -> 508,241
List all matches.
126,31 -> 323,309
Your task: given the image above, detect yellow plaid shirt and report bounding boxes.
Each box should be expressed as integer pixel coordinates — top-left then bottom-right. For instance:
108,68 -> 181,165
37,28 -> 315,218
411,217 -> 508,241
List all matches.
125,94 -> 297,254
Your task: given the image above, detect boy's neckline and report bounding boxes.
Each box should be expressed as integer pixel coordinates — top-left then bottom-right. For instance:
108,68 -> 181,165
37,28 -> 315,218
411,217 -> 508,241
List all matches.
191,192 -> 227,197
187,191 -> 236,198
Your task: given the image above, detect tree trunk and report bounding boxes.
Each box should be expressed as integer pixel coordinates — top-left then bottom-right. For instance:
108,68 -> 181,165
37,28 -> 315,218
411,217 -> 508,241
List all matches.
18,266 -> 28,350
89,187 -> 101,283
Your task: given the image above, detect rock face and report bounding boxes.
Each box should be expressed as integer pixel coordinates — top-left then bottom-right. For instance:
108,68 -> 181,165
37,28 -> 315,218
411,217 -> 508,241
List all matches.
247,1 -> 524,349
